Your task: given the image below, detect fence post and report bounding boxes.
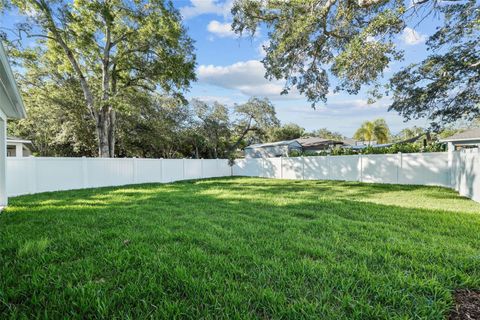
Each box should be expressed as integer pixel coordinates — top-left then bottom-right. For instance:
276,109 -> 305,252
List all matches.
132,157 -> 138,184
447,142 -> 455,188
280,156 -> 284,179
327,155 -> 330,180
183,158 -> 186,180
201,158 -> 204,179
397,152 -> 402,184
82,156 -> 88,188
302,156 -> 305,180
29,157 -> 37,194
262,157 -> 266,178
159,158 -> 164,183
358,154 -> 362,182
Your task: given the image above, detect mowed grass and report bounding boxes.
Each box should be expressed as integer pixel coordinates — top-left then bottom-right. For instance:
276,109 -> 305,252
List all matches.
1,177 -> 480,319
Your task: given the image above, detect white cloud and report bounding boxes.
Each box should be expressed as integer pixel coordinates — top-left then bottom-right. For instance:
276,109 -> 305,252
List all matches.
400,27 -> 426,45
191,95 -> 234,105
197,60 -> 303,100
207,20 -> 236,38
180,0 -> 232,20
207,20 -> 261,39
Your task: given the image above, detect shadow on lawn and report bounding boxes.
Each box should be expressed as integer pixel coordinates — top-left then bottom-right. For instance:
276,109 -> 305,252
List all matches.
1,177 -> 480,319
6,177 -> 480,215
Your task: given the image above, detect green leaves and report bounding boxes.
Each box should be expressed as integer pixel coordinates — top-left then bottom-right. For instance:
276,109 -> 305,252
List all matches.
4,0 -> 197,156
232,0 -> 407,106
354,118 -> 390,144
389,0 -> 480,129
388,0 -> 479,129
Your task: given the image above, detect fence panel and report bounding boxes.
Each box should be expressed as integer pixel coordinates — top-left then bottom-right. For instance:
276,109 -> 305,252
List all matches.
232,158 -> 263,177
362,154 -> 398,184
263,158 -> 282,178
329,155 -> 360,181
6,158 -> 32,196
161,159 -> 184,183
86,158 -> 134,188
202,159 -> 219,178
282,157 -> 303,180
36,157 -> 84,193
304,156 -> 329,180
399,152 -> 449,187
453,150 -> 480,202
135,159 -> 162,184
5,152 -> 480,203
184,159 -> 202,180
216,159 -> 232,177
7,157 -> 232,197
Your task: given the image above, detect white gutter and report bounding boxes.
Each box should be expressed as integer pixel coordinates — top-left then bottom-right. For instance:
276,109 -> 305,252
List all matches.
0,42 -> 26,119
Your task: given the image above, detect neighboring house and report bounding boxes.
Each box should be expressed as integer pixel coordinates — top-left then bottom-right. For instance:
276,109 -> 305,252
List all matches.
440,128 -> 480,151
296,137 -> 344,153
341,138 -> 357,147
245,140 -> 302,158
245,137 -> 345,158
0,42 -> 27,207
7,136 -> 32,157
348,142 -> 394,151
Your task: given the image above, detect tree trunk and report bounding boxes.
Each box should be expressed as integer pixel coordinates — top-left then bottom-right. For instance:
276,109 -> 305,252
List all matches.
97,108 -> 115,158
108,109 -> 116,157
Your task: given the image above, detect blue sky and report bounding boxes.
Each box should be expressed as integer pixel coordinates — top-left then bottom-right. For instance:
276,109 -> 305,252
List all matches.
1,0 -> 443,137
175,0 -> 444,137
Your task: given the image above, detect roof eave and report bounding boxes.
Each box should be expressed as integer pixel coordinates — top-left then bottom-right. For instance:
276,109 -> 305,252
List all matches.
0,42 -> 26,119
440,138 -> 480,143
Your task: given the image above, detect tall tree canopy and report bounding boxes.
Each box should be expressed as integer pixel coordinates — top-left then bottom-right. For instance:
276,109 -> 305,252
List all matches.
190,99 -> 231,159
267,123 -> 305,142
232,0 -> 479,128
230,97 -> 280,152
389,1 -> 479,129
2,0 -> 196,157
309,128 -> 345,141
232,0 -> 406,105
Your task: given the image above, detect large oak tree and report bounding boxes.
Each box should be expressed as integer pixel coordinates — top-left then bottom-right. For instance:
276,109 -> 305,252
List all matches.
2,0 -> 196,157
231,0 -> 479,128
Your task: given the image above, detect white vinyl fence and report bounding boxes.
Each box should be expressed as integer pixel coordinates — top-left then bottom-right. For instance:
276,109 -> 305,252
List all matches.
5,150 -> 480,203
233,151 -> 480,203
452,149 -> 480,202
233,152 -> 451,186
6,157 -> 231,197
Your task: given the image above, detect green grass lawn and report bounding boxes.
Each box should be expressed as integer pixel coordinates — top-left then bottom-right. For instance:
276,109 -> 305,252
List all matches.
1,177 -> 480,319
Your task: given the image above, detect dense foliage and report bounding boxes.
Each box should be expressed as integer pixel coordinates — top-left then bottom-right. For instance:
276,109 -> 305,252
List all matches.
389,0 -> 480,129
8,93 -> 280,159
232,0 -> 480,128
1,0 -> 196,157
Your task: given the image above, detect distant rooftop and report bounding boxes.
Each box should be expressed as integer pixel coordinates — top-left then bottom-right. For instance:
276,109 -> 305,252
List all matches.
441,128 -> 480,142
245,139 -> 300,149
296,136 -> 343,147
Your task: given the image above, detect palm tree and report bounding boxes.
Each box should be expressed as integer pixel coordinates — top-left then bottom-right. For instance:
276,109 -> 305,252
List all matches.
354,119 -> 390,145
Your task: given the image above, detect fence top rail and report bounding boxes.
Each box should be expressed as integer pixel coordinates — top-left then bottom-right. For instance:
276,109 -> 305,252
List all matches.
8,157 -> 230,161
243,152 -> 448,162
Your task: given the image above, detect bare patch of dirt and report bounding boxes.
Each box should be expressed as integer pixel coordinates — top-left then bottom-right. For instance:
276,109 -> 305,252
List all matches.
450,290 -> 480,320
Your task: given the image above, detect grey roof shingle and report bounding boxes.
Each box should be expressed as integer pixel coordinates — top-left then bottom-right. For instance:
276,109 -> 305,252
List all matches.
441,128 -> 480,142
